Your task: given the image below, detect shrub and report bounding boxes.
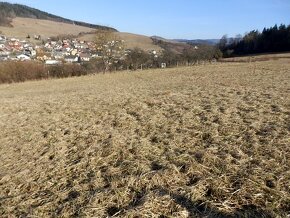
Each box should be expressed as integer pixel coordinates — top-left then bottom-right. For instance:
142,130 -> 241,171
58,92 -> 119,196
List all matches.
0,61 -> 92,84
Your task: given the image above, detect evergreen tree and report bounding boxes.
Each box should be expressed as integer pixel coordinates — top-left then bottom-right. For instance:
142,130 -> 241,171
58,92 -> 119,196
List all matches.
219,24 -> 290,56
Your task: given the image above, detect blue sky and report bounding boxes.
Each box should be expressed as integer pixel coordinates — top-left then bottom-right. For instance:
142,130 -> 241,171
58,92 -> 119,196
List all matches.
5,0 -> 290,39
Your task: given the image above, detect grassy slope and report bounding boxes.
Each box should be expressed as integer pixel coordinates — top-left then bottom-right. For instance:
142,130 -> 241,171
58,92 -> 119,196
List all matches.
1,17 -> 162,51
0,17 -> 95,40
79,31 -> 163,51
0,2 -> 116,31
0,59 -> 289,217
115,32 -> 162,51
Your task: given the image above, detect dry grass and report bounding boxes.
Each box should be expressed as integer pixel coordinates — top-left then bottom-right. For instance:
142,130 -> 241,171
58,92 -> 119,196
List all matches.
0,17 -> 95,41
79,32 -> 162,51
0,62 -> 91,84
115,32 -> 162,51
1,17 -> 162,51
221,52 -> 290,63
0,59 -> 289,217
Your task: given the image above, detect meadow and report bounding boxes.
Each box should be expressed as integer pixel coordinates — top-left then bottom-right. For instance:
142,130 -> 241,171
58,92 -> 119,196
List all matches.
0,58 -> 289,217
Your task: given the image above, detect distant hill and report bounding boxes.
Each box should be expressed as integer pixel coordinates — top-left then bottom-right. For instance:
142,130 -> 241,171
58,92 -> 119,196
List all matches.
1,17 -> 98,41
152,36 -> 220,46
0,17 -> 162,51
151,36 -> 194,54
151,36 -> 179,44
0,2 -> 116,31
0,2 -> 178,52
174,39 -> 220,45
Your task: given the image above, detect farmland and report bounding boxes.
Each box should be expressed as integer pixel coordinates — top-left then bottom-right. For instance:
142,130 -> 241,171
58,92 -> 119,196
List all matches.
0,58 -> 289,217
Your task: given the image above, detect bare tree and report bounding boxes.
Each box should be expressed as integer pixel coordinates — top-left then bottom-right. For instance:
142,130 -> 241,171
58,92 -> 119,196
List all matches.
125,48 -> 150,70
94,30 -> 124,72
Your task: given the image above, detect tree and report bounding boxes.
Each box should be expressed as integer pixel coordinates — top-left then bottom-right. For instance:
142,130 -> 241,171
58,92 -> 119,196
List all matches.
161,49 -> 179,67
218,35 -> 228,53
220,23 -> 290,56
125,48 -> 150,70
94,30 -> 124,72
0,9 -> 13,27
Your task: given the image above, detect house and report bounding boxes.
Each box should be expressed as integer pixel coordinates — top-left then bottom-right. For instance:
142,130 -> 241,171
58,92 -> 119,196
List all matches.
51,41 -> 57,46
0,54 -> 9,61
31,50 -> 37,57
71,49 -> 78,56
0,48 -> 10,56
52,51 -> 65,60
64,55 -> 79,63
17,54 -> 31,61
23,49 -> 36,57
34,35 -> 41,40
37,55 -> 50,61
79,53 -> 91,62
10,38 -> 19,42
0,36 -> 6,44
45,60 -> 62,65
161,63 -> 167,68
0,35 -> 6,41
62,40 -> 69,45
9,40 -> 23,51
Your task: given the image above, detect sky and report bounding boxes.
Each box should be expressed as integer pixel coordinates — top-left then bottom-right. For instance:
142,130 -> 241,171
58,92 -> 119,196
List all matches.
4,0 -> 290,39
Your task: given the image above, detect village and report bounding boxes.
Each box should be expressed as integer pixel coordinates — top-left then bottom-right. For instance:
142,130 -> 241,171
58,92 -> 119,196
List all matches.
0,34 -> 158,65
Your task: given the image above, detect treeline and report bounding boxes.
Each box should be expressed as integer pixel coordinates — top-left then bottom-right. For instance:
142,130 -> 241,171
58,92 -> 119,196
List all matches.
0,45 -> 222,84
117,47 -> 221,71
0,2 -> 116,31
180,45 -> 222,64
152,38 -> 222,66
0,6 -> 14,26
0,62 -> 88,84
219,24 -> 290,56
0,33 -> 223,84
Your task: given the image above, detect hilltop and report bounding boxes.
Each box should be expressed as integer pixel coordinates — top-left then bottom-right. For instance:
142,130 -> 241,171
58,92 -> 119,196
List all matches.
0,2 -> 116,31
0,2 -> 164,51
0,17 -> 163,52
0,2 -> 219,53
0,17 -> 97,40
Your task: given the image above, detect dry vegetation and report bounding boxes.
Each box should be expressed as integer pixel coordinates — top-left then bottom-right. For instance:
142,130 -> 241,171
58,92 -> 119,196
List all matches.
0,62 -> 90,84
0,17 -> 95,41
221,52 -> 290,63
1,17 -> 162,51
79,32 -> 162,52
0,58 -> 289,217
115,32 -> 162,52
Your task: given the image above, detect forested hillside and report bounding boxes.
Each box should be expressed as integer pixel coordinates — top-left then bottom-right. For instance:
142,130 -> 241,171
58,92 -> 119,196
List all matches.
219,24 -> 290,56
